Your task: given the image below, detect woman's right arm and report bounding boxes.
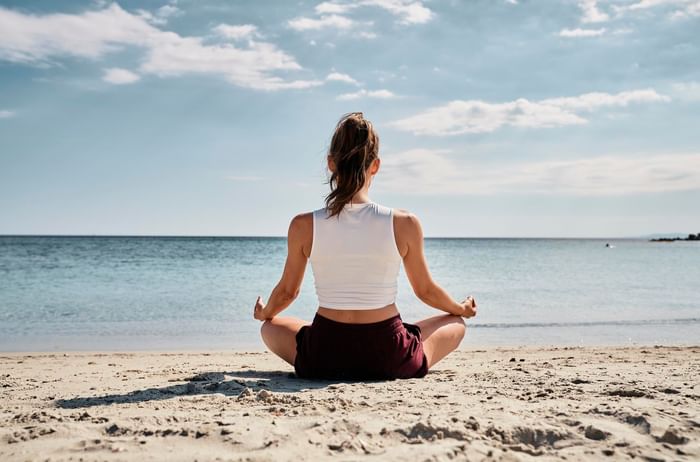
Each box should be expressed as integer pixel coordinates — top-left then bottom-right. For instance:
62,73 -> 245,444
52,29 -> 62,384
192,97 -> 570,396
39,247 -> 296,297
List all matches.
395,210 -> 476,317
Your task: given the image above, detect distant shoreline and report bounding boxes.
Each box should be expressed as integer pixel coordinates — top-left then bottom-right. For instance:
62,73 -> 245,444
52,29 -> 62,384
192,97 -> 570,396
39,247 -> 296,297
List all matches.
0,234 -> 656,240
650,233 -> 699,242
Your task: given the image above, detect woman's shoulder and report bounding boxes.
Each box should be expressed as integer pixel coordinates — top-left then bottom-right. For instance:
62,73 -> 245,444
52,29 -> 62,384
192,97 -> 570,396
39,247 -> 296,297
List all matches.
391,207 -> 422,234
288,211 -> 313,235
290,211 -> 314,226
391,207 -> 420,222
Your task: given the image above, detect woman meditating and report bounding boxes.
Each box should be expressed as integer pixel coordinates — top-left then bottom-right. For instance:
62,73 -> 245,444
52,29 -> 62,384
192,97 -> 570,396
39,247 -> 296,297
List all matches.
254,112 -> 477,380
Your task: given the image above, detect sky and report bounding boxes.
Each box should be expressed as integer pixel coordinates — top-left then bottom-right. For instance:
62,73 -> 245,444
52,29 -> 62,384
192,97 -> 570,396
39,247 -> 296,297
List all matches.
0,0 -> 699,238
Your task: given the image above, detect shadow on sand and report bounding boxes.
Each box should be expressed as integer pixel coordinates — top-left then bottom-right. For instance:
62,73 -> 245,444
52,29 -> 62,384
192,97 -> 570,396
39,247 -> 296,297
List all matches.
55,369 -> 366,409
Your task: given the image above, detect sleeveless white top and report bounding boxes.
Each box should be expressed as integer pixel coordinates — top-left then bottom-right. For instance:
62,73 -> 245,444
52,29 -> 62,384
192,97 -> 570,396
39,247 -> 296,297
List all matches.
309,201 -> 402,309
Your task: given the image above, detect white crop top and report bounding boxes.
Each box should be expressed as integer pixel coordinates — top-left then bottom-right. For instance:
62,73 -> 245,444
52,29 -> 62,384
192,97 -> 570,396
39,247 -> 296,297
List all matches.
309,201 -> 402,309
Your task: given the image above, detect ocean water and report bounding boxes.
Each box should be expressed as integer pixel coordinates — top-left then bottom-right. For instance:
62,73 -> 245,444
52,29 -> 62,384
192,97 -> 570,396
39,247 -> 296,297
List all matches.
0,236 -> 698,351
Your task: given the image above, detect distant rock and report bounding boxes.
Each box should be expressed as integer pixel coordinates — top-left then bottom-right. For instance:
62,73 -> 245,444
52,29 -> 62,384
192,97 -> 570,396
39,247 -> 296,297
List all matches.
650,233 -> 699,242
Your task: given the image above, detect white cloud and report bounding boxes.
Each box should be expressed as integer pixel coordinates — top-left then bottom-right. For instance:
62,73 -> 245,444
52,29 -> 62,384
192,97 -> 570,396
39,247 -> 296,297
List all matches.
326,72 -> 360,85
559,27 -> 606,37
670,0 -> 700,18
102,67 -> 140,84
671,81 -> 700,101
362,0 -> 433,24
0,109 -> 15,118
316,0 -> 434,24
337,88 -> 397,100
614,0 -> 700,19
0,4 -> 321,91
213,24 -> 260,41
390,89 -> 670,136
315,1 -> 356,14
622,0 -> 684,11
579,0 -> 610,23
376,149 -> 700,196
287,14 -> 356,31
0,4 -> 154,63
289,1 -> 432,35
136,3 -> 181,26
541,90 -> 669,110
157,4 -> 181,19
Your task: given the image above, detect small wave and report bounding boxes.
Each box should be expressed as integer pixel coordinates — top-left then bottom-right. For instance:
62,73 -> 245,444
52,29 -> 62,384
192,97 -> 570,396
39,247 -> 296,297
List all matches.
469,317 -> 700,329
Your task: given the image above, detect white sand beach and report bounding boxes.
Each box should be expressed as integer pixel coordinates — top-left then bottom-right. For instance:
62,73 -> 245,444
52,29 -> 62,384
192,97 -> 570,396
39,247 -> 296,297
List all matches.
1,346 -> 698,461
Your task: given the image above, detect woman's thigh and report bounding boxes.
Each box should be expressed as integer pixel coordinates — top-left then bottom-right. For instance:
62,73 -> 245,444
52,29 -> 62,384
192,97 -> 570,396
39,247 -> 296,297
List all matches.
415,314 -> 466,369
260,317 -> 310,366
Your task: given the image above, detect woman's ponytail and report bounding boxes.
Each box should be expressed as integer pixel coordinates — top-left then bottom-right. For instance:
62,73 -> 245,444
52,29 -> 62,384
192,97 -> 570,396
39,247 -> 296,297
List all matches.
324,112 -> 379,218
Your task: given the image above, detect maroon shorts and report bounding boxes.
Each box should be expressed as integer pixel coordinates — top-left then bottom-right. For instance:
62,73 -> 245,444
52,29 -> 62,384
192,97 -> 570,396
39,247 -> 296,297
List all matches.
294,313 -> 429,380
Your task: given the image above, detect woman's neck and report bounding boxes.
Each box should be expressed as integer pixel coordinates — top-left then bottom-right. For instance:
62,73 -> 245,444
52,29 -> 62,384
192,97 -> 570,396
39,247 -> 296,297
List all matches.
350,186 -> 372,204
349,195 -> 371,204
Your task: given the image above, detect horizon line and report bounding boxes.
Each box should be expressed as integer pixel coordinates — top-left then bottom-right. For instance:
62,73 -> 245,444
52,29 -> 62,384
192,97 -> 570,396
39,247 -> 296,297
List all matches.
0,233 -> 663,240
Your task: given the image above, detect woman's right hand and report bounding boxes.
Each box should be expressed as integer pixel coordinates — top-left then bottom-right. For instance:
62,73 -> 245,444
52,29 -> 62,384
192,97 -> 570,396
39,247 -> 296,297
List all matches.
460,296 -> 477,318
253,296 -> 267,321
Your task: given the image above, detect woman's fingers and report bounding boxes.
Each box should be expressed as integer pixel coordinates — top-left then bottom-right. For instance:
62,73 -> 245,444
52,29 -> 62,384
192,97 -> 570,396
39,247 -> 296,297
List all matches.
461,296 -> 477,318
253,296 -> 265,320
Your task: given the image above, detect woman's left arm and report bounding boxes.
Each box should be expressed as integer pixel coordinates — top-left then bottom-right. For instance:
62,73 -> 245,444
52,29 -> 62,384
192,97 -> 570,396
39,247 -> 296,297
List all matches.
254,213 -> 310,321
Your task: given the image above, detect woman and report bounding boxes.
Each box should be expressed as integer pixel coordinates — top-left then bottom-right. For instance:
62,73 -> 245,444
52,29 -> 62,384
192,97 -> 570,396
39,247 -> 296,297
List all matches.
254,112 -> 477,380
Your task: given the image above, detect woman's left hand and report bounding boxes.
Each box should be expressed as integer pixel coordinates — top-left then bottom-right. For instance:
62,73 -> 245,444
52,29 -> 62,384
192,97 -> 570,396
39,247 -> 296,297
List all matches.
253,296 -> 267,321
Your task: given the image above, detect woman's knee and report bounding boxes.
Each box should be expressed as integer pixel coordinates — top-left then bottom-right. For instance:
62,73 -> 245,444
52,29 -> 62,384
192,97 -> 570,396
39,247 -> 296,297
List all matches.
447,316 -> 466,345
260,320 -> 274,344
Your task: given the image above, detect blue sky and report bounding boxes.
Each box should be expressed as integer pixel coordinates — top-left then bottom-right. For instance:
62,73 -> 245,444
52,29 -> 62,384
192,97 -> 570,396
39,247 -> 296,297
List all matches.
0,0 -> 698,237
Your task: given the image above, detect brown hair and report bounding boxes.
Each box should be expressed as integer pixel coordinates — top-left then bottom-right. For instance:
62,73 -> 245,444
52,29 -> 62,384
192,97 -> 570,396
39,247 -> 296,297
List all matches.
324,112 -> 379,218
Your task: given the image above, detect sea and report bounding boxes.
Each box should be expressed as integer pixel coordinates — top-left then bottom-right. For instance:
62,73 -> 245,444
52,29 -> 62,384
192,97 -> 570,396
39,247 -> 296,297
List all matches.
0,236 -> 698,351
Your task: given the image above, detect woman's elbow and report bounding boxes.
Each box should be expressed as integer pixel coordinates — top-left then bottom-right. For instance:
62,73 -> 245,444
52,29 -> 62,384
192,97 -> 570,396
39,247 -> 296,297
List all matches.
414,284 -> 434,303
279,286 -> 300,303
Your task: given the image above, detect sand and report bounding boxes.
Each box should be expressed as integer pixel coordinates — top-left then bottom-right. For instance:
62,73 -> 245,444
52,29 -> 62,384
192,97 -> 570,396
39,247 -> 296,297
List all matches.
1,346 -> 698,461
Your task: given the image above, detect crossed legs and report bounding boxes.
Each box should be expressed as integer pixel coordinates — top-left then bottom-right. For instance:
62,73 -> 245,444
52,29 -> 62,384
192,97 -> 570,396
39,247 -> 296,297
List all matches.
259,313 -> 466,371
414,314 -> 466,368
260,317 -> 309,366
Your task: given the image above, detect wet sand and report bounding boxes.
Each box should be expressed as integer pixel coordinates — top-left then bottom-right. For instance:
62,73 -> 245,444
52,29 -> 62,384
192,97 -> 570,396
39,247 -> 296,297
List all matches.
1,346 -> 698,461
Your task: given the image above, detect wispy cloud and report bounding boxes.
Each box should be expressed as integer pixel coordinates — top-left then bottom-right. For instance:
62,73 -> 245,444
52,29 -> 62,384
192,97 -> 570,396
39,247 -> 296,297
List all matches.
613,0 -> 700,19
136,3 -> 182,26
671,81 -> 700,101
314,1 -> 434,23
337,88 -> 397,100
559,1 -> 613,37
376,149 -> 700,196
623,0 -> 679,10
670,1 -> 700,18
288,1 -> 432,35
363,0 -> 433,24
315,2 -> 356,15
157,4 -> 181,20
102,67 -> 140,84
559,27 -> 606,37
0,4 -> 320,91
0,109 -> 15,118
579,0 -> 610,23
287,14 -> 356,31
389,89 -> 670,136
326,72 -> 360,85
213,24 -> 260,41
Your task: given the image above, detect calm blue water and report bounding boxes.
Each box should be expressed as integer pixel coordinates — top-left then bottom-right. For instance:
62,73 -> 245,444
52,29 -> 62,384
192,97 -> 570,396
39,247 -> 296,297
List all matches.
0,236 -> 698,351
